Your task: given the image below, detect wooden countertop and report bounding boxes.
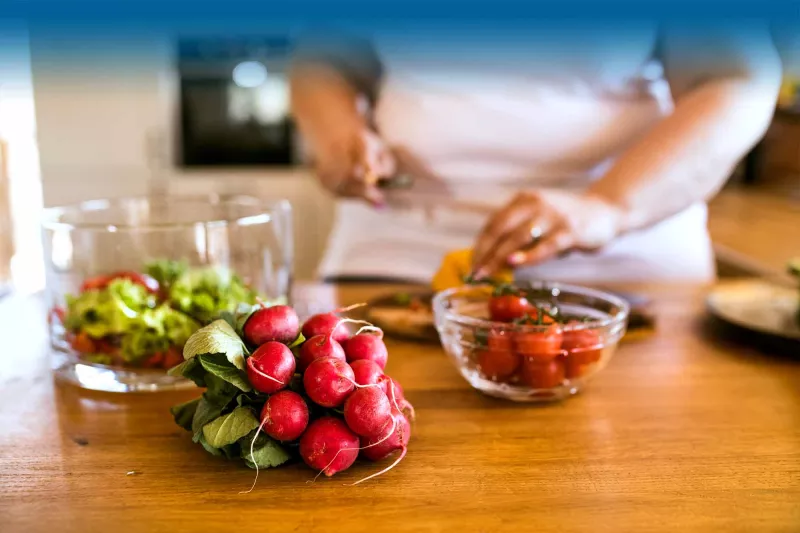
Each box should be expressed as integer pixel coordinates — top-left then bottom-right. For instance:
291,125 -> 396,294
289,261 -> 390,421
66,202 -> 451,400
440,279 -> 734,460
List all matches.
1,284 -> 799,533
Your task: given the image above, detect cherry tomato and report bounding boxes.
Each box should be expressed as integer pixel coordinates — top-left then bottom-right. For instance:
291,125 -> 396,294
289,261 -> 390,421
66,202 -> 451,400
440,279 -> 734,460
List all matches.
563,329 -> 603,365
161,347 -> 184,369
80,271 -> 160,294
487,329 -> 513,351
520,357 -> 565,389
489,294 -> 535,322
93,337 -> 119,356
475,329 -> 519,382
70,332 -> 97,354
514,325 -> 563,362
478,349 -> 519,382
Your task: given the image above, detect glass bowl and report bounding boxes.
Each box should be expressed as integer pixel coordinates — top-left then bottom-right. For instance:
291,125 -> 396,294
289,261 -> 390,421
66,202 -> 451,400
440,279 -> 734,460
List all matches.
432,282 -> 629,402
42,195 -> 292,392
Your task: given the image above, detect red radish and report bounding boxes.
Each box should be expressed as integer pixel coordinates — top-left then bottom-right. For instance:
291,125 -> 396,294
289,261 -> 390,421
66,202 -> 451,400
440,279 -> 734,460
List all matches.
243,305 -> 300,346
297,334 -> 346,371
343,334 -> 388,369
299,417 -> 360,477
344,387 -> 393,438
303,357 -> 355,408
246,342 -> 296,394
361,411 -> 410,462
350,359 -> 384,387
380,377 -> 415,420
302,313 -> 350,343
380,376 -> 405,402
261,391 -> 309,442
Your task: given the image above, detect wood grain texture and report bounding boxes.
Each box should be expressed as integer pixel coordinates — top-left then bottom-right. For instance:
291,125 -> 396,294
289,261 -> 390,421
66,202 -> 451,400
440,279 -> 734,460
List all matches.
708,184 -> 800,276
1,284 -> 799,533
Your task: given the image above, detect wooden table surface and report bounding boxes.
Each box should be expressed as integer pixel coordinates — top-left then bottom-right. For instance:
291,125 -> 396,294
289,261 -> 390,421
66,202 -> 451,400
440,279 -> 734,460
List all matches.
1,284 -> 799,533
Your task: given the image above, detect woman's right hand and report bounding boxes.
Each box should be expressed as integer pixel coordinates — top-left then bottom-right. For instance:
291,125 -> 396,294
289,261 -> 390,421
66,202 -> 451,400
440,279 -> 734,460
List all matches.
312,124 -> 396,207
291,63 -> 396,207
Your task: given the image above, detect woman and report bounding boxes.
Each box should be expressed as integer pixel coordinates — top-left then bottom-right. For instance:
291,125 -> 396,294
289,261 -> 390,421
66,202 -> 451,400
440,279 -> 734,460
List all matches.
290,23 -> 781,283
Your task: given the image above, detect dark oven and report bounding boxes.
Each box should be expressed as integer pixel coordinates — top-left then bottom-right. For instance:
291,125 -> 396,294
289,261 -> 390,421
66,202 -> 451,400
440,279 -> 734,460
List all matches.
176,36 -> 300,167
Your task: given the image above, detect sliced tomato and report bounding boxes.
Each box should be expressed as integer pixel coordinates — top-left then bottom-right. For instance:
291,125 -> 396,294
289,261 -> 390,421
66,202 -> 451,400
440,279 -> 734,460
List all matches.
93,337 -> 119,356
70,332 -> 97,354
489,294 -> 536,323
161,347 -> 184,369
514,325 -> 563,362
80,275 -> 113,293
520,357 -> 565,389
80,271 -> 160,294
142,351 -> 166,368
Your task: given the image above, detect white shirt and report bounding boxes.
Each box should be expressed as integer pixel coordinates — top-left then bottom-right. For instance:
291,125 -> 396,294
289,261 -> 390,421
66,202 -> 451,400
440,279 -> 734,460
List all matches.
319,27 -> 716,283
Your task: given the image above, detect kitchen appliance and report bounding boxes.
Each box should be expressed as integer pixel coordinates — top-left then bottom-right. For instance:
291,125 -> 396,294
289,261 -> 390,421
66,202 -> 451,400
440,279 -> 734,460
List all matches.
177,36 -> 301,167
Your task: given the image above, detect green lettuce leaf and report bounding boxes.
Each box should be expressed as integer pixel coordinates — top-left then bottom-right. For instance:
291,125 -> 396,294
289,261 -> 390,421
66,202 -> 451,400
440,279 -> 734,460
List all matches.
145,259 -> 189,290
63,278 -> 155,338
183,319 -> 247,369
169,266 -> 258,324
202,407 -> 260,449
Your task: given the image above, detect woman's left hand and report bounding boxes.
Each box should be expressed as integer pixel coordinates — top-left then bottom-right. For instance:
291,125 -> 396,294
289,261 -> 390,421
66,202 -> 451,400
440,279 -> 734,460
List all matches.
471,189 -> 626,278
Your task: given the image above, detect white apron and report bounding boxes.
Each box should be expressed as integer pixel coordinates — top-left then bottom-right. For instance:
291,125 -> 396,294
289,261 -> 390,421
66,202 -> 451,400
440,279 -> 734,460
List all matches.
318,28 -> 716,283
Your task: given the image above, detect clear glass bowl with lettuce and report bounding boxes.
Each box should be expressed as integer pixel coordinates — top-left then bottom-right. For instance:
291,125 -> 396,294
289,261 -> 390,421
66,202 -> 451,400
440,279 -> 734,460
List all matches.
43,196 -> 292,392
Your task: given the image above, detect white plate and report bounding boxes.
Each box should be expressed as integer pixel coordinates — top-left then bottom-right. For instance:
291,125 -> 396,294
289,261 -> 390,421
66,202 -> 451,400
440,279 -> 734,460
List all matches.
706,280 -> 800,340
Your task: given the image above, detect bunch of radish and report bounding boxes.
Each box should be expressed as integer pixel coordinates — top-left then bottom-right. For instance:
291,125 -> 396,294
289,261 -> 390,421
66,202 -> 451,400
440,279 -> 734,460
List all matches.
241,304 -> 413,482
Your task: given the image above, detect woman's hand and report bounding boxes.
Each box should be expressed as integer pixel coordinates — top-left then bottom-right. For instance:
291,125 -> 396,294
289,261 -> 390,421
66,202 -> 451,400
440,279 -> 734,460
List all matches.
290,63 -> 395,207
313,125 -> 396,207
471,189 -> 626,278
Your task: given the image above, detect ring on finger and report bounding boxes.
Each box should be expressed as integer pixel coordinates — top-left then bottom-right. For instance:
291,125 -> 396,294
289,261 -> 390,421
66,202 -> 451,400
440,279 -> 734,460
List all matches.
529,224 -> 545,244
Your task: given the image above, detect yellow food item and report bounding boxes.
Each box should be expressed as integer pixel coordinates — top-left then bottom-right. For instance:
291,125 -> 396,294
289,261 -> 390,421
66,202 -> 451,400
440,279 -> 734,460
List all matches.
431,248 -> 513,292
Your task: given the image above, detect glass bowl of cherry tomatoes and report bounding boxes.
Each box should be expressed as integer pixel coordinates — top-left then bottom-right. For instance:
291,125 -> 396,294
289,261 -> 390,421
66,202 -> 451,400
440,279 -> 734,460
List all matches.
432,282 -> 629,402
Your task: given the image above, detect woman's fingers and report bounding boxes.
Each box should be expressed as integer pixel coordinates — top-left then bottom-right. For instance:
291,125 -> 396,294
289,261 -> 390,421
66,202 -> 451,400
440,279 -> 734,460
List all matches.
474,213 -> 558,277
472,194 -> 540,272
507,228 -> 574,268
316,133 -> 388,207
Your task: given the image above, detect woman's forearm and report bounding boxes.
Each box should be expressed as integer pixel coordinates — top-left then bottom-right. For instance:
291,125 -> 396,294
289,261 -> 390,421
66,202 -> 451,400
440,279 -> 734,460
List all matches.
587,73 -> 780,234
289,64 -> 365,147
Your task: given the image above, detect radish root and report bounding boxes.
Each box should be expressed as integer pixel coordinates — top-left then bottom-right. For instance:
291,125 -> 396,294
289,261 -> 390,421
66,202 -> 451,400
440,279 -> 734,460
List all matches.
310,416 -> 399,483
240,418 -> 268,494
353,325 -> 384,337
350,447 -> 407,486
247,363 -> 285,386
384,377 -> 415,421
341,375 -> 384,391
335,302 -> 367,313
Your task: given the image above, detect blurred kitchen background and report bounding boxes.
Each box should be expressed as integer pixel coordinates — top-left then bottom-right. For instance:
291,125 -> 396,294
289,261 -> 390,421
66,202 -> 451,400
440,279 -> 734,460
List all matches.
1,23 -> 799,294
